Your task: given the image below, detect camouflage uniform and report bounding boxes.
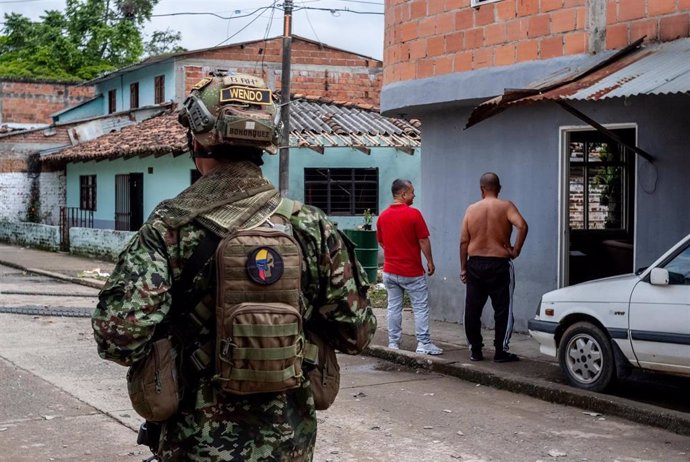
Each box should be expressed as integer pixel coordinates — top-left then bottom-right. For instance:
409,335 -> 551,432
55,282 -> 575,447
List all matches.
92,161 -> 376,461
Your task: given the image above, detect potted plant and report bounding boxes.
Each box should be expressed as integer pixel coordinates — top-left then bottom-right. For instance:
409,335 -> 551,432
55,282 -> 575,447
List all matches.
343,209 -> 378,283
362,208 -> 373,230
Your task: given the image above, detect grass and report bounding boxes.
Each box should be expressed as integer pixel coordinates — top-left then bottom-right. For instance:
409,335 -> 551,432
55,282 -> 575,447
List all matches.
368,285 -> 411,309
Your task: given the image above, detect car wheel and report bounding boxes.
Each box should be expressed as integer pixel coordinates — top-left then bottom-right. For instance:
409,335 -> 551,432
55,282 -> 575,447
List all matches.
558,322 -> 615,392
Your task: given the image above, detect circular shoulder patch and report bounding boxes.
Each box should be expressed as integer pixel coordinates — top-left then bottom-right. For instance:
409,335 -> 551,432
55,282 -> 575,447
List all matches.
246,246 -> 284,285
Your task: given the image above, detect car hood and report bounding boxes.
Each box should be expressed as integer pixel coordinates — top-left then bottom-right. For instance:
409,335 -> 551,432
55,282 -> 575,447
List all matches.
542,273 -> 640,303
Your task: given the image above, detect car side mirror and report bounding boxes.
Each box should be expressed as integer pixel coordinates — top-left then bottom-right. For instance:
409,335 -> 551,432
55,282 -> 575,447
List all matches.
650,268 -> 669,286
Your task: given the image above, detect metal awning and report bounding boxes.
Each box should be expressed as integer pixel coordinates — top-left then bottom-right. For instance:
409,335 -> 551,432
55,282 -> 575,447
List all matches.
465,37 -> 690,164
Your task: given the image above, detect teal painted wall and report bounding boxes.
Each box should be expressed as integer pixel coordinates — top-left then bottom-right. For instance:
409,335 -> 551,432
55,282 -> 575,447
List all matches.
54,96 -> 104,123
66,155 -> 196,228
97,62 -> 176,113
262,147 -> 421,230
66,147 -> 421,231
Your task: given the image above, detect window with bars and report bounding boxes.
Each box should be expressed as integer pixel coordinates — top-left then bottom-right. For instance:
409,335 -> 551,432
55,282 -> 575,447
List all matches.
80,175 -> 97,211
108,89 -> 116,113
154,75 -> 165,104
568,130 -> 634,231
130,82 -> 139,109
304,168 -> 378,216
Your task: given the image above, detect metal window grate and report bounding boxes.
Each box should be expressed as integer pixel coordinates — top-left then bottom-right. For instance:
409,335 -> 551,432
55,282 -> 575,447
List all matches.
304,168 -> 378,216
79,175 -> 97,211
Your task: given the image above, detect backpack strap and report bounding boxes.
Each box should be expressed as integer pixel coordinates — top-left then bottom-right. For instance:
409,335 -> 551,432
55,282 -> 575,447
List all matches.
274,198 -> 302,220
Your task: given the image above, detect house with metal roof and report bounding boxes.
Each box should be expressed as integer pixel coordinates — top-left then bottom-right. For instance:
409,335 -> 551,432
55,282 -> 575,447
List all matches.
2,36 -> 424,255
41,97 -> 420,253
382,1 -> 690,331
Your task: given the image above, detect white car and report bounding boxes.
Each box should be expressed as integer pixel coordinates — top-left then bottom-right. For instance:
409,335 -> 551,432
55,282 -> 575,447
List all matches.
529,233 -> 690,392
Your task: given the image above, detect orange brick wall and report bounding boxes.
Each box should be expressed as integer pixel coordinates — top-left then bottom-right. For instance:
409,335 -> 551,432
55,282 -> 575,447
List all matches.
183,38 -> 382,106
0,80 -> 95,125
384,0 -> 690,85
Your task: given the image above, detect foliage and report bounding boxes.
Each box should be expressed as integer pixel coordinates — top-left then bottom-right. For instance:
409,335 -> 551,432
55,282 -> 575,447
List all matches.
145,28 -> 187,57
0,0 -> 183,81
362,208 -> 373,230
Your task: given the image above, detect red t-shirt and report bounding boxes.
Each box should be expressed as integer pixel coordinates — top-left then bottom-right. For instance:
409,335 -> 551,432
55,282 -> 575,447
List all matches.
376,203 -> 430,277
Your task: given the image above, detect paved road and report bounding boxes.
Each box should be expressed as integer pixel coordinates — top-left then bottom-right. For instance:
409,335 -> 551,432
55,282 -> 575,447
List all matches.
1,269 -> 690,460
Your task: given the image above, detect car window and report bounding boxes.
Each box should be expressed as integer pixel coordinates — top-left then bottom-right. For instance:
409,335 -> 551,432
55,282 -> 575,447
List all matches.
662,245 -> 690,285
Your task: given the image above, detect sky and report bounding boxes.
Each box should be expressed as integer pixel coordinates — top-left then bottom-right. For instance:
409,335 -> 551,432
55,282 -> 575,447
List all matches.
0,0 -> 385,59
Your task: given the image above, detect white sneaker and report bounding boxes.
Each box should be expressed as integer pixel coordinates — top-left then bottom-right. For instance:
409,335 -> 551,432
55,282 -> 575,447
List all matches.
416,342 -> 443,355
388,342 -> 400,349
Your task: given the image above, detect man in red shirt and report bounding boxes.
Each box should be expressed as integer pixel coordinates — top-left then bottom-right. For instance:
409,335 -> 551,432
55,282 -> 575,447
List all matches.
377,179 -> 443,355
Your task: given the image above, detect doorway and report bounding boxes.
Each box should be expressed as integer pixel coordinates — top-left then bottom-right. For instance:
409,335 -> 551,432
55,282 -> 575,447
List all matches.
115,173 -> 144,231
560,127 -> 636,286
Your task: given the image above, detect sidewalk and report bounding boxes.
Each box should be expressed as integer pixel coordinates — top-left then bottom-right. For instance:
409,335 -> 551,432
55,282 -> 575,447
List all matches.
2,242 -> 690,435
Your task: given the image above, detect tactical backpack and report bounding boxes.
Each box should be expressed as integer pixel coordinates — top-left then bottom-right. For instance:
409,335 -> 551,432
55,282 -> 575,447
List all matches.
213,223 -> 307,394
172,198 -> 339,408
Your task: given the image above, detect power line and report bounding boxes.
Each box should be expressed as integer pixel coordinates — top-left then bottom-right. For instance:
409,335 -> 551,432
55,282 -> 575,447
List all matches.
152,7 -> 274,21
292,6 -> 383,15
214,6 -> 277,47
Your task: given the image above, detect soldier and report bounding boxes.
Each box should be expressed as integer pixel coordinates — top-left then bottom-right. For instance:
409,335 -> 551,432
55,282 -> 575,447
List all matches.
92,73 -> 376,461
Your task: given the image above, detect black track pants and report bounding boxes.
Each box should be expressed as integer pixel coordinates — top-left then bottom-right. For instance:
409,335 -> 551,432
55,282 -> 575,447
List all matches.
463,256 -> 515,353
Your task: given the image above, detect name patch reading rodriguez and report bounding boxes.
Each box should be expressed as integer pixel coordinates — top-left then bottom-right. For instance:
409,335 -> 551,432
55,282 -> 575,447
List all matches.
220,86 -> 272,105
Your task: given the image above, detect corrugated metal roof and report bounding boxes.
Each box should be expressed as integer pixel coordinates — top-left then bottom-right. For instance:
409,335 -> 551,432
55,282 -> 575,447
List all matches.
289,97 -> 420,150
568,38 -> 690,100
466,38 -> 690,128
41,98 -> 420,166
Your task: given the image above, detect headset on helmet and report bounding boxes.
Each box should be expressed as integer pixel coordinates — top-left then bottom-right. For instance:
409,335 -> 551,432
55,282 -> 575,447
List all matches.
178,72 -> 282,155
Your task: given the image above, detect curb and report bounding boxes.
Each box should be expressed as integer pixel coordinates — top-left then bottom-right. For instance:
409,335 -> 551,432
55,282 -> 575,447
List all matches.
364,345 -> 690,436
5,257 -> 690,436
0,260 -> 106,290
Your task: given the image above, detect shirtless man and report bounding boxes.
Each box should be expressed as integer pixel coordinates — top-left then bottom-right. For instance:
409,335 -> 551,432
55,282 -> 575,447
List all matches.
459,172 -> 528,362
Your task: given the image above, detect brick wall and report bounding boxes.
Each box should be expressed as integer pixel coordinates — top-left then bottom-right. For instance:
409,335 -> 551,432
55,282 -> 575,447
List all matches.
384,0 -> 690,84
0,79 -> 95,124
183,38 -> 383,106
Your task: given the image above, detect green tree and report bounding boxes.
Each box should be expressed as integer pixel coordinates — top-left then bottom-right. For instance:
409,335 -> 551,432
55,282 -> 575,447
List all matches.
144,28 -> 187,57
0,0 -> 183,81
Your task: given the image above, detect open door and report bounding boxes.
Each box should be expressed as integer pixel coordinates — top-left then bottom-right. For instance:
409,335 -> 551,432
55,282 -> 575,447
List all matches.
561,128 -> 636,286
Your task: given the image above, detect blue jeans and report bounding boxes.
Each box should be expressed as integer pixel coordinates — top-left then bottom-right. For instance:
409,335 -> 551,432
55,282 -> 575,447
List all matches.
383,272 -> 430,345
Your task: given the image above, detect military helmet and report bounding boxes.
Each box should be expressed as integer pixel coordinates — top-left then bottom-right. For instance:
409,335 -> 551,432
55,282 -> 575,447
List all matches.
178,73 -> 282,155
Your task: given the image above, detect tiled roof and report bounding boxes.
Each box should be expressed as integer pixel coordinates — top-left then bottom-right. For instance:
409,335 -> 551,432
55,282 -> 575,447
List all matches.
42,110 -> 187,166
42,100 -> 421,165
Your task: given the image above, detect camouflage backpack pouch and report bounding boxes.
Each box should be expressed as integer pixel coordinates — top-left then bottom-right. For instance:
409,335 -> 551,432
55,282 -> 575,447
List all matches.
214,228 -> 306,394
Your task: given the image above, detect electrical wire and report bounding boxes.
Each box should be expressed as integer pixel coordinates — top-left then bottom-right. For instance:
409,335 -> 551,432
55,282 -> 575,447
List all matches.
302,7 -> 322,48
292,6 -> 383,15
214,5 -> 276,47
257,0 -> 279,72
151,6 -> 274,21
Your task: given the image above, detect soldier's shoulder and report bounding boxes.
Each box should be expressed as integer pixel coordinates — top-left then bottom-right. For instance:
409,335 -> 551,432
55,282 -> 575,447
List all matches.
290,203 -> 339,239
291,203 -> 329,225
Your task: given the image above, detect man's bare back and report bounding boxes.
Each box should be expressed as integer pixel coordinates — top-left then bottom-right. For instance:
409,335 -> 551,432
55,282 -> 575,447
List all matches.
463,198 -> 519,258
459,173 -> 528,284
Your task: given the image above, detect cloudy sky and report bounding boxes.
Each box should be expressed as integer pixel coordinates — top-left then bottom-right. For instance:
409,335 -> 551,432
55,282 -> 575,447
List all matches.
0,0 -> 385,59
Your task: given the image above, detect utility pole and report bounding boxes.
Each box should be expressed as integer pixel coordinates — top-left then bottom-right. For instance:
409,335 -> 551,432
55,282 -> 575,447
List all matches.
279,0 -> 293,197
